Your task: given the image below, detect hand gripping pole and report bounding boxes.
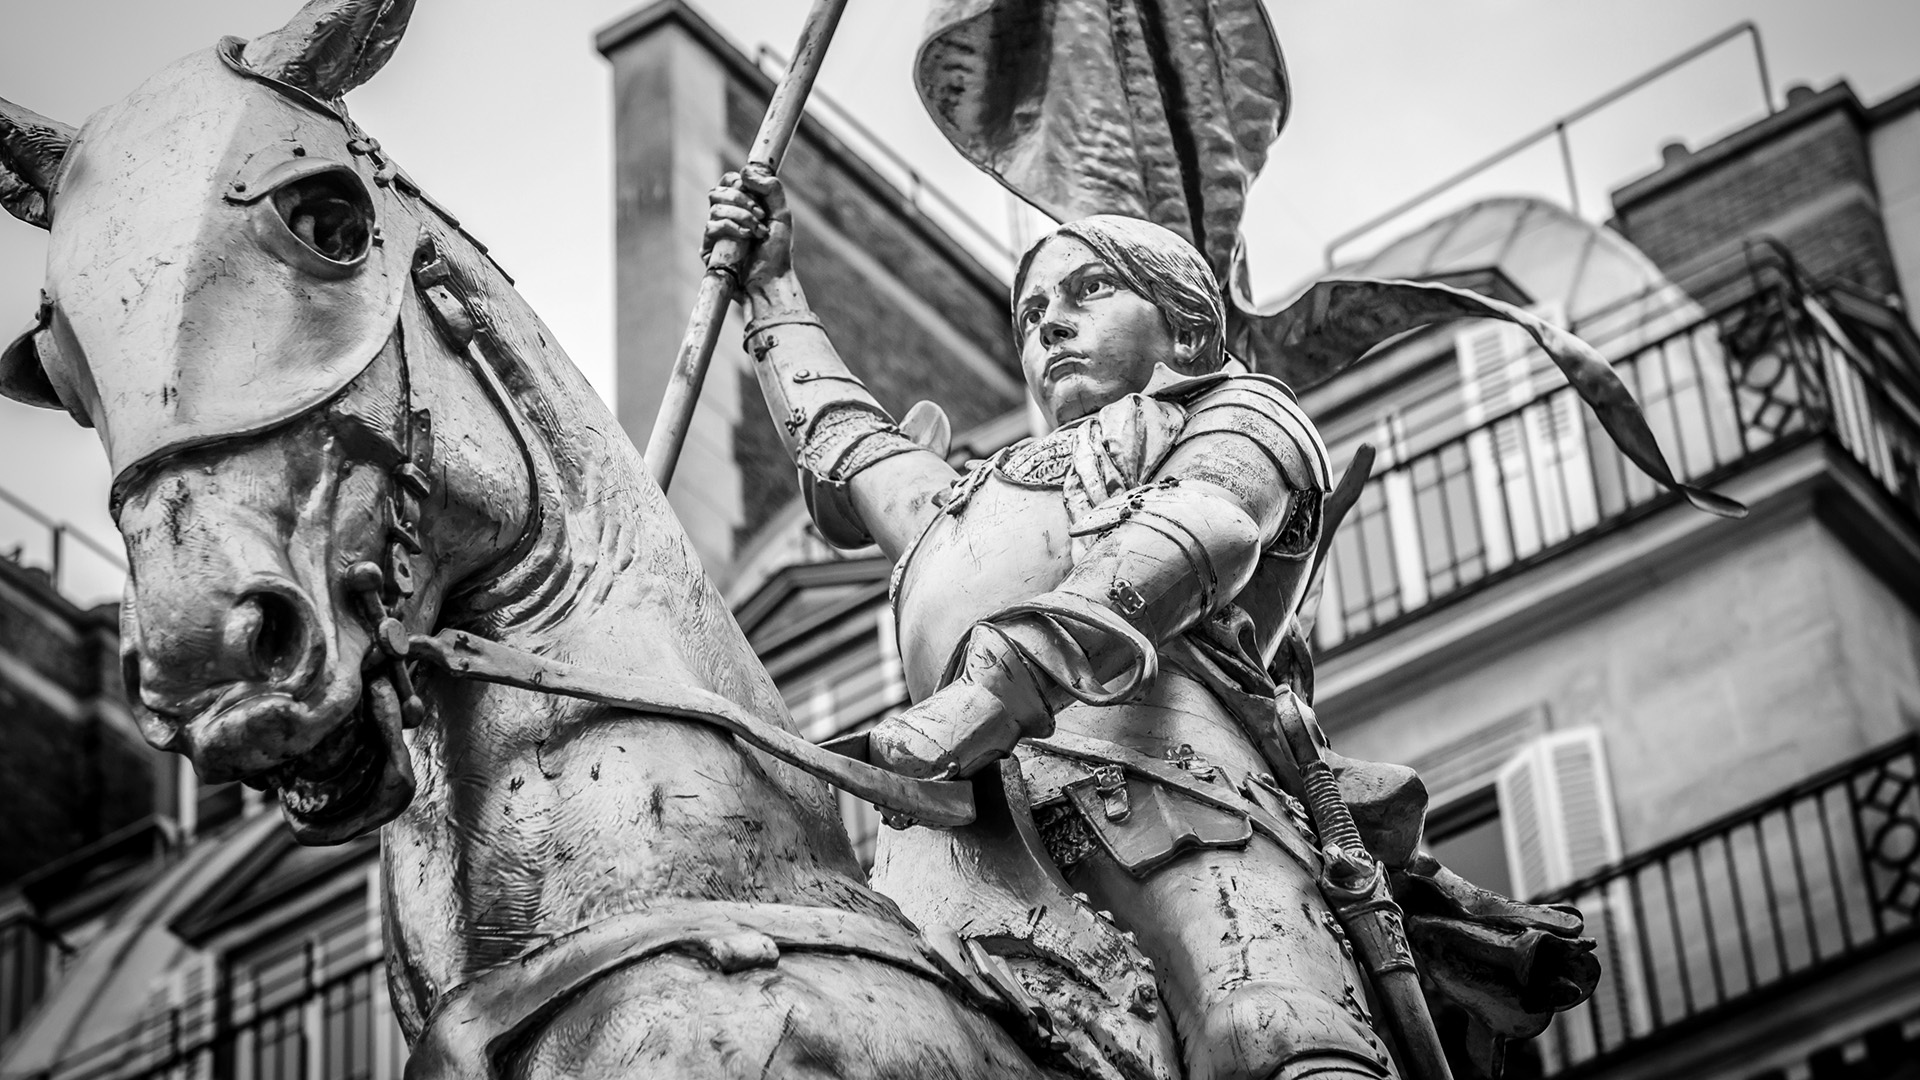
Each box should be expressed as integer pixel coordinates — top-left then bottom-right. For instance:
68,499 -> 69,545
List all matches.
644,0 -> 852,490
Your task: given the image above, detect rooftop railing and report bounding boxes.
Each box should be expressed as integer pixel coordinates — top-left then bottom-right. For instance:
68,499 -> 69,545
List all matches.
1533,735 -> 1920,1075
0,483 -> 125,605
1314,281 -> 1920,654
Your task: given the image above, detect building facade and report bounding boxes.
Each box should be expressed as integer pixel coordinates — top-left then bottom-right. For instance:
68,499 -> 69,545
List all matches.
2,7 -> 1918,1080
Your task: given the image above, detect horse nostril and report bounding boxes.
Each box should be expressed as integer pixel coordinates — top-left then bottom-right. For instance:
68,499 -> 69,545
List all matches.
242,591 -> 307,681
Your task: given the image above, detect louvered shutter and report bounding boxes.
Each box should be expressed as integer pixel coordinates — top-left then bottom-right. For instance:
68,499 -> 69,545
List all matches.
1374,413 -> 1429,613
175,957 -> 217,1079
1497,728 -> 1650,1065
1456,307 -> 1598,566
1495,737 -> 1551,898
149,959 -> 215,1078
1457,319 -> 1530,572
1495,727 -> 1622,897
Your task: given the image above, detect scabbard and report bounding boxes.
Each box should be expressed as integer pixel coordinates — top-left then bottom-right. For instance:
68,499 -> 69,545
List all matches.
1272,691 -> 1456,1080
1326,872 -> 1454,1080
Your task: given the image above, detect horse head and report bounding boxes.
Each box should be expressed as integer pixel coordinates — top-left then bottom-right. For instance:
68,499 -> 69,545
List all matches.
0,0 -> 534,845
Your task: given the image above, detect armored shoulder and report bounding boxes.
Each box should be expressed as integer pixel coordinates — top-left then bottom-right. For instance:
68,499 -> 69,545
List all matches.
1174,373 -> 1331,493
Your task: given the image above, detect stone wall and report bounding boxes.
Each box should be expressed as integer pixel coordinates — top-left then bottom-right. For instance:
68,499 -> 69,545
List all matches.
1330,509 -> 1920,852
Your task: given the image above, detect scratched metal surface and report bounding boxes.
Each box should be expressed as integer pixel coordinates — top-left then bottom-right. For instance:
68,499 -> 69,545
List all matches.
0,2 -> 1076,1076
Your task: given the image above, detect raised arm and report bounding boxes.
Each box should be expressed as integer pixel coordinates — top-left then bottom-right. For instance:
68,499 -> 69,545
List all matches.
707,167 -> 958,562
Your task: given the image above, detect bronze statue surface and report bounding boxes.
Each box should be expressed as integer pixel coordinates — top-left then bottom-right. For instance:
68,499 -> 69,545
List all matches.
0,3 -> 1096,1077
0,0 -> 1743,1076
704,167 -> 1615,1079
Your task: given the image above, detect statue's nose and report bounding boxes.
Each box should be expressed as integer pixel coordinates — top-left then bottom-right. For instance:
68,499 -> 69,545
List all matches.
128,581 -> 321,715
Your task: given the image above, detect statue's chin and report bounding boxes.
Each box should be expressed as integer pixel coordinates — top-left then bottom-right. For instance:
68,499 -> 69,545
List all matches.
271,692 -> 418,846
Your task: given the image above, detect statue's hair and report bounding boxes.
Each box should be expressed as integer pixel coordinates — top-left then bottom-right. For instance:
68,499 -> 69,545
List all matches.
1011,214 -> 1226,372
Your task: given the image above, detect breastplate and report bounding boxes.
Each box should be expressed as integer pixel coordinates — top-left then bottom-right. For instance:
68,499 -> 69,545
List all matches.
893,472 -> 1076,700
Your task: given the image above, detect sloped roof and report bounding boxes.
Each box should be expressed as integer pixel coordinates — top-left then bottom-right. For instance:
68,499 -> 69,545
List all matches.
0,814 -> 281,1077
1329,196 -> 1696,350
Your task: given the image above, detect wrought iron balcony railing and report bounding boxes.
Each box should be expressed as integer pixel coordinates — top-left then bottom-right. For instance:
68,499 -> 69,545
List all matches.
1533,735 -> 1920,1075
22,938 -> 402,1080
1314,283 -> 1920,653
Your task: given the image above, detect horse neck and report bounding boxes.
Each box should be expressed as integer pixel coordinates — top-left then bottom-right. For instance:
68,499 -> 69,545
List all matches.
382,222 -> 877,1019
423,218 -> 780,715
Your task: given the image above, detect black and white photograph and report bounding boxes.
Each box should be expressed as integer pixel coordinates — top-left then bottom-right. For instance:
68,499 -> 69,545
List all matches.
1,1 -> 1917,1077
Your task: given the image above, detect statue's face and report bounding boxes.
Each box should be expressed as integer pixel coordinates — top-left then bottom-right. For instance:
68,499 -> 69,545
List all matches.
1016,236 -> 1182,425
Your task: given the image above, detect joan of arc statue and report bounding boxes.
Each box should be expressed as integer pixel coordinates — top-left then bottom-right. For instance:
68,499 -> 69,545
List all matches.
707,167 -> 1597,1080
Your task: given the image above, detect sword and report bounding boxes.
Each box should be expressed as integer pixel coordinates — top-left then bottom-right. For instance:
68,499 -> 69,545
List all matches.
643,0 -> 852,490
1271,688 -> 1456,1080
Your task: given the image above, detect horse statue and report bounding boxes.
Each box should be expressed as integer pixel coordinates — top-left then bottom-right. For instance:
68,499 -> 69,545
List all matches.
0,1 -> 1169,1076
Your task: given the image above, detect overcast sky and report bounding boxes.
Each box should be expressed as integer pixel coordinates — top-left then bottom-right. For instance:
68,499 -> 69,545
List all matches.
2,0 -> 1918,603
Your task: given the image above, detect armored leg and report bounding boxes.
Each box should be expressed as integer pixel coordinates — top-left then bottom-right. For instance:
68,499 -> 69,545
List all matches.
1067,837 -> 1398,1080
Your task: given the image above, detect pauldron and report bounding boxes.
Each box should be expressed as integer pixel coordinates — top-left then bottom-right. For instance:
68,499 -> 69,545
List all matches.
1165,376 -> 1331,503
746,314 -> 921,547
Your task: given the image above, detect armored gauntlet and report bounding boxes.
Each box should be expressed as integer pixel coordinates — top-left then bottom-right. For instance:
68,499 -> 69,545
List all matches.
870,482 -> 1272,780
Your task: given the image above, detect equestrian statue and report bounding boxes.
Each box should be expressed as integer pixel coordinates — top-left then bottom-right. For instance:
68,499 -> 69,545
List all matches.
0,0 -> 1746,1076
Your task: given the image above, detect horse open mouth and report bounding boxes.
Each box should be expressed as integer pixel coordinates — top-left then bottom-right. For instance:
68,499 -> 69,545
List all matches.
273,701 -> 386,817
254,678 -> 417,844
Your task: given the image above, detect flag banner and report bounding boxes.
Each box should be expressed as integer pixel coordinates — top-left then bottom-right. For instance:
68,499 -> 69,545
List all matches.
1234,276 -> 1747,518
916,1 -> 1743,518
915,0 -> 1288,282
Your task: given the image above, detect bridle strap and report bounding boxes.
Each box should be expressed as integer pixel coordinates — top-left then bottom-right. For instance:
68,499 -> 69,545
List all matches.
406,628 -> 976,827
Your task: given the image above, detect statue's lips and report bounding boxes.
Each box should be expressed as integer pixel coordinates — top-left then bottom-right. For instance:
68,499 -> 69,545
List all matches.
1044,350 -> 1090,380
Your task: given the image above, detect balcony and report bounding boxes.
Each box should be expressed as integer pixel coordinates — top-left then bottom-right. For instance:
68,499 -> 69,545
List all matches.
19,948 -> 401,1080
1313,277 -> 1920,655
1529,735 -> 1920,1074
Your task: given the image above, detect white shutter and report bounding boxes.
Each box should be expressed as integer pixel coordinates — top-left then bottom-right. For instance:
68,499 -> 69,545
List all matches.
155,958 -> 216,1078
1494,727 -> 1623,898
1497,728 -> 1651,1065
1457,320 -> 1531,426
1459,319 -> 1532,570
1374,413 -> 1429,612
1495,738 -> 1551,899
177,956 -> 217,1078
1456,307 -> 1599,565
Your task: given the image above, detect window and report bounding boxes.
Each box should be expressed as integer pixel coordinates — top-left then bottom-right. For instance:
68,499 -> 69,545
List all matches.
227,894 -> 401,1080
1424,790 -> 1512,900
1494,727 -> 1624,898
0,918 -> 49,1046
1455,311 -> 1599,569
1495,728 -> 1650,1065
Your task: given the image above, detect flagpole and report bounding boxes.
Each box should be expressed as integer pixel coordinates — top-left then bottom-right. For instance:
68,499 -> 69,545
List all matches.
644,0 -> 852,491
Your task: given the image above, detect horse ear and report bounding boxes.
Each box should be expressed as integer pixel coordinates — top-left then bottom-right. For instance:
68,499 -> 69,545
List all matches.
243,0 -> 417,102
1,300 -> 62,411
0,97 -> 76,230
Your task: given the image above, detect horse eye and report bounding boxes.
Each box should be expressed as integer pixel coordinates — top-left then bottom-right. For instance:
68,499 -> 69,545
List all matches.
271,172 -> 373,265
